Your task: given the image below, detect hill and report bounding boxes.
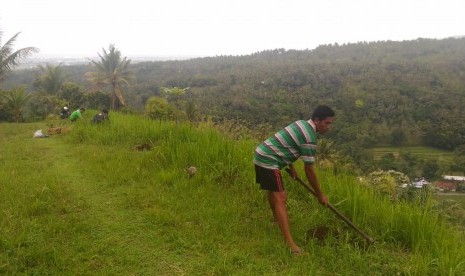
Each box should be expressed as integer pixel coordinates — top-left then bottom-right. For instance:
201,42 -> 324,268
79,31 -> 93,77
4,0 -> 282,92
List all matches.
1,113 -> 464,274
2,38 -> 465,180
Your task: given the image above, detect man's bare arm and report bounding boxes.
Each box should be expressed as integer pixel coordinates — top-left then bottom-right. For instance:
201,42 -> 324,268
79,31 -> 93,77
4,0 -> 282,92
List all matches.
304,163 -> 328,205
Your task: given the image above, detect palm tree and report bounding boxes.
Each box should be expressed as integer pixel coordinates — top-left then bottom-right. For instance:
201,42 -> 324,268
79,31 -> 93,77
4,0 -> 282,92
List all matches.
1,87 -> 31,122
160,87 -> 190,122
161,86 -> 189,107
34,64 -> 65,95
0,30 -> 39,84
85,44 -> 134,109
317,138 -> 337,167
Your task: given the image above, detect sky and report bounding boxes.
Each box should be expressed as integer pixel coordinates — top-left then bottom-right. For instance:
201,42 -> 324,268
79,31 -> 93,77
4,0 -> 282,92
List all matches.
1,0 -> 464,59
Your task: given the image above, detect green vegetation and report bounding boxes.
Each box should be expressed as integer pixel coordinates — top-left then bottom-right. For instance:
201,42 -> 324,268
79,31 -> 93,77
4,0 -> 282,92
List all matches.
435,194 -> 465,209
3,37 -> 465,176
1,114 -> 465,274
369,146 -> 456,179
433,194 -> 465,228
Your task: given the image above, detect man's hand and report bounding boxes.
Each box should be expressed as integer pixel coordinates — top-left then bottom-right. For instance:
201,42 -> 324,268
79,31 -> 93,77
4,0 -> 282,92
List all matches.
288,165 -> 298,179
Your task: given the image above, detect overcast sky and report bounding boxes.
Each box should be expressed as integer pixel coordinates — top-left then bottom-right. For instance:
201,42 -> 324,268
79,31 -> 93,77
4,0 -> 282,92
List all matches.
1,0 -> 464,58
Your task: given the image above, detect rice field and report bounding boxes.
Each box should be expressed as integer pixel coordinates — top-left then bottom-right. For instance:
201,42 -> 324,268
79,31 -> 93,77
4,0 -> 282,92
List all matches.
372,146 -> 454,164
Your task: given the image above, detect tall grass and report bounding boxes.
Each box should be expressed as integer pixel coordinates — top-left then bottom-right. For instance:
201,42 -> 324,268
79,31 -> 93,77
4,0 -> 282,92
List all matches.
320,169 -> 465,273
65,112 -> 255,186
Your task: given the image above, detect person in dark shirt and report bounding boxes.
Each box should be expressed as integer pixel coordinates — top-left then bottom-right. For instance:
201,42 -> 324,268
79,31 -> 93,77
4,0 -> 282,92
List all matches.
60,106 -> 71,119
92,109 -> 109,123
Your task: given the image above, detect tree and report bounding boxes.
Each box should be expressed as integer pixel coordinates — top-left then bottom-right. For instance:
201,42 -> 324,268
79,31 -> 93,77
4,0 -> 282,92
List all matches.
317,138 -> 337,167
145,96 -> 170,120
161,87 -> 190,122
422,160 -> 441,180
29,65 -> 70,118
161,86 -> 189,107
185,101 -> 199,122
33,64 -> 66,95
364,170 -> 410,201
0,30 -> 38,84
86,44 -> 134,109
82,91 -> 110,110
390,128 -> 406,146
1,87 -> 30,122
451,145 -> 465,174
27,93 -> 64,120
59,81 -> 85,106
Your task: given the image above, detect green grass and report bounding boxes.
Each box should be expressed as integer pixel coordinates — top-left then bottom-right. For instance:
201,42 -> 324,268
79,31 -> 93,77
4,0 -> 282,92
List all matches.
434,192 -> 465,212
435,194 -> 465,208
1,117 -> 465,274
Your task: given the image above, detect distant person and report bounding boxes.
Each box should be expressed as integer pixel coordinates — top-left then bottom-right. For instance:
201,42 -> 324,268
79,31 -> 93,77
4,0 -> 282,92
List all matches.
60,106 -> 71,119
253,105 -> 335,255
69,107 -> 85,122
91,109 -> 109,124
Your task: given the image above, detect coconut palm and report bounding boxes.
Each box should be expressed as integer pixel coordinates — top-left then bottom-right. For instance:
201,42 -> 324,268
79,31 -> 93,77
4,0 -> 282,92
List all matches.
1,87 -> 30,122
161,87 -> 189,102
33,63 -> 65,95
0,30 -> 38,84
86,44 -> 134,109
317,138 -> 337,167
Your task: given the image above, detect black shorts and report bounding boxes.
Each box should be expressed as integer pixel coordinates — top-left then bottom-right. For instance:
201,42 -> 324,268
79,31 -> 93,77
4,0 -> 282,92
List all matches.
255,165 -> 284,192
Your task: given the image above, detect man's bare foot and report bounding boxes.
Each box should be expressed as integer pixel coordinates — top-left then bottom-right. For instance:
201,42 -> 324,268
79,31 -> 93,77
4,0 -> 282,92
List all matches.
290,246 -> 303,255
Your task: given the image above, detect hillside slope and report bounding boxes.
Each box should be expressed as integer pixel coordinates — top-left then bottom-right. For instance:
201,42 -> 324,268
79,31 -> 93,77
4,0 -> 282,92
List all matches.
1,117 -> 464,274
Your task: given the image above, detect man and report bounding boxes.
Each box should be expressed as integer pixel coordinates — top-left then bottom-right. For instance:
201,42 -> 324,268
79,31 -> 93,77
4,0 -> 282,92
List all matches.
253,105 -> 335,255
91,109 -> 109,123
69,107 -> 85,122
60,106 -> 70,119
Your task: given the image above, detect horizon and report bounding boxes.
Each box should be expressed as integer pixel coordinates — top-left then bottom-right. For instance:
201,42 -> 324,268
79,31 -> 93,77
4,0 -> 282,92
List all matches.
24,35 -> 465,62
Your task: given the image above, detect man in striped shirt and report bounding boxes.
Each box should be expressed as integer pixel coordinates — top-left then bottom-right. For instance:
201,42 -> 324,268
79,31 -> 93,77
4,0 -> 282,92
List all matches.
254,105 -> 335,255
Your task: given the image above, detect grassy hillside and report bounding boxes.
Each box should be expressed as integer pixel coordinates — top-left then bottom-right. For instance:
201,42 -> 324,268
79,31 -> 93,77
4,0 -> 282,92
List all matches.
1,114 -> 465,274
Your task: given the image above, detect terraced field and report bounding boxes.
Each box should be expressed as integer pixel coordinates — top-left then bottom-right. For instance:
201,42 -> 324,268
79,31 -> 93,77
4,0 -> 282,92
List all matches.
372,146 -> 454,164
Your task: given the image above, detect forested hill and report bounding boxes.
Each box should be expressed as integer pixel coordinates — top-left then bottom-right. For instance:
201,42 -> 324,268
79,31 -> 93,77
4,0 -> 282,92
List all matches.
7,38 -> 465,153
130,38 -> 465,151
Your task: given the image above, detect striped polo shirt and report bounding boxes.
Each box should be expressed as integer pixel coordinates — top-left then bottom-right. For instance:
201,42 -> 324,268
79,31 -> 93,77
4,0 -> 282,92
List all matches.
254,119 -> 317,170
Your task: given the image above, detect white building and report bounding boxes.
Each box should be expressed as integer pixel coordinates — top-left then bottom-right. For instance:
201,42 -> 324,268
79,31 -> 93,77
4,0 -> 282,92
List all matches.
443,175 -> 465,182
411,178 -> 430,188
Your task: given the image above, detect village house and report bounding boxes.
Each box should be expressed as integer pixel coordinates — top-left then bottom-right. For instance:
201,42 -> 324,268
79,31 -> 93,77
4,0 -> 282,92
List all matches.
411,178 -> 430,188
434,175 -> 465,192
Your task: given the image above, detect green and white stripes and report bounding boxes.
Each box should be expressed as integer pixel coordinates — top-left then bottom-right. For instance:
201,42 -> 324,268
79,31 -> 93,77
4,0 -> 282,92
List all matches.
254,120 -> 317,169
